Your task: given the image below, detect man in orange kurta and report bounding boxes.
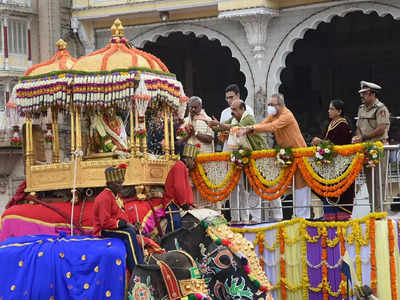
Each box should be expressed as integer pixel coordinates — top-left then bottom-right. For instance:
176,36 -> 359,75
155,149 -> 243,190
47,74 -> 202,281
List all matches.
240,93 -> 311,218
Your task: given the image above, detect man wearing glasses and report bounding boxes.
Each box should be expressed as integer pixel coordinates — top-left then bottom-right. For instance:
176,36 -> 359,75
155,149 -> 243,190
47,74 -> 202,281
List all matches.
238,93 -> 311,219
220,84 -> 254,151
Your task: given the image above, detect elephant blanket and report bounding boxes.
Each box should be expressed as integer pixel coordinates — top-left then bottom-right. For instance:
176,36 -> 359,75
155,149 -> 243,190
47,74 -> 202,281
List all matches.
0,234 -> 126,299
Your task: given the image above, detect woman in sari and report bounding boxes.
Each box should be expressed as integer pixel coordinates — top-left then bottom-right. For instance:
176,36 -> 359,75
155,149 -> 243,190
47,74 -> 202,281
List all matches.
311,100 -> 354,221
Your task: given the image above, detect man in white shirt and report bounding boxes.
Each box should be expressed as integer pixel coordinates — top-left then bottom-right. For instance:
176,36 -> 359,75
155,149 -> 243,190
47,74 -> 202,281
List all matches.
219,84 -> 259,223
220,84 -> 254,151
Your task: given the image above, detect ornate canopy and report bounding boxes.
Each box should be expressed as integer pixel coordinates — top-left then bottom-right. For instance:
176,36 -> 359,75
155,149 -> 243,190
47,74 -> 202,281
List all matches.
13,19 -> 187,117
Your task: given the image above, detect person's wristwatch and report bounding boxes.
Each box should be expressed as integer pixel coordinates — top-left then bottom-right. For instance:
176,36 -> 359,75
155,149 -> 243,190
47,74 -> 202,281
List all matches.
362,134 -> 367,141
249,126 -> 255,134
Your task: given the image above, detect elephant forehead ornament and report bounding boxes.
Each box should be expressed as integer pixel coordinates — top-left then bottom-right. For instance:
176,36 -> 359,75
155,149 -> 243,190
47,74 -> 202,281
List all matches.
156,250 -> 209,299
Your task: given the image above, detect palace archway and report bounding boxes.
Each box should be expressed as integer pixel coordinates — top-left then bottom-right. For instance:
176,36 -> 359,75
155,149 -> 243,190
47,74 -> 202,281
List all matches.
268,3 -> 400,142
133,24 -> 254,119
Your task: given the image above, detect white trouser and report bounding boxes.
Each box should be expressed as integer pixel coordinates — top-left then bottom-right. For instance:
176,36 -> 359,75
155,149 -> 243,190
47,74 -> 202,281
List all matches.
230,175 -> 248,222
294,186 -> 311,219
265,197 -> 283,221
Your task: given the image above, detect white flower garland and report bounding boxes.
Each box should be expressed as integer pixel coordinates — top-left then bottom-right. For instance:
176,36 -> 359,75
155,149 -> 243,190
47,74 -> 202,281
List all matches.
307,154 -> 355,180
202,161 -> 230,187
255,157 -> 282,181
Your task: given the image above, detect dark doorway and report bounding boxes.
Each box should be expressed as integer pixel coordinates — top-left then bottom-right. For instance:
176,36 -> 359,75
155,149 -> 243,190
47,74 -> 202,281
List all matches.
140,32 -> 247,119
280,11 -> 400,143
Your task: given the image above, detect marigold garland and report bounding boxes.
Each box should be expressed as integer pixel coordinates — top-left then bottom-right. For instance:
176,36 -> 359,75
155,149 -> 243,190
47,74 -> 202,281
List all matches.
231,213 -> 386,300
370,218 -> 377,294
197,162 -> 235,190
297,153 -> 364,197
301,152 -> 360,185
192,143 -> 382,202
388,219 -> 398,300
279,227 -> 287,300
245,162 -> 296,201
191,167 -> 240,202
250,158 -> 285,186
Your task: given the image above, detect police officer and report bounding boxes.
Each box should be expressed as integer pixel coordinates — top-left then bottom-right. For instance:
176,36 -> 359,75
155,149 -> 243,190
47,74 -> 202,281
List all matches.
352,81 -> 390,212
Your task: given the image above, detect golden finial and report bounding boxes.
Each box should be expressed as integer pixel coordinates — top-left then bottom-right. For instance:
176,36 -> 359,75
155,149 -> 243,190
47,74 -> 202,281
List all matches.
111,18 -> 125,38
111,24 -> 118,37
56,39 -> 67,50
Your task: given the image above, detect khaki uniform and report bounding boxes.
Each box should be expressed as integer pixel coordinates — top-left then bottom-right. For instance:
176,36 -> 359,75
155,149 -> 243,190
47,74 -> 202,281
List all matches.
356,99 -> 390,142
356,99 -> 390,212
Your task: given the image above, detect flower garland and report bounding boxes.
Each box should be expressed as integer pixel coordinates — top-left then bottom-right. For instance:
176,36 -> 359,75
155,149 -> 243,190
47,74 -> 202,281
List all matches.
191,167 -> 240,203
279,227 -> 287,300
301,153 -> 360,185
363,142 -> 383,168
321,232 -> 328,300
230,147 -> 251,169
192,142 -> 382,202
245,161 -> 296,201
339,228 -> 347,299
276,146 -> 293,167
250,158 -> 285,186
315,140 -> 336,165
369,218 -> 377,294
297,152 -> 364,197
232,213 -> 386,300
256,232 -> 265,270
197,162 -> 235,190
388,219 -> 398,300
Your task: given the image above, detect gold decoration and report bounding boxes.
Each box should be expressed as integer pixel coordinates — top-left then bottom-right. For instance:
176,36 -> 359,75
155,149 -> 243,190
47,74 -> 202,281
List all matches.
111,18 -> 124,38
59,253 -> 64,258
10,285 -> 16,291
56,39 -> 67,51
179,279 -> 208,296
94,266 -> 99,272
18,261 -> 23,267
107,242 -> 112,247
66,272 -> 71,279
84,283 -> 89,290
207,224 -> 271,288
81,254 -> 86,261
38,252 -> 43,257
115,259 -> 122,266
106,290 -> 111,297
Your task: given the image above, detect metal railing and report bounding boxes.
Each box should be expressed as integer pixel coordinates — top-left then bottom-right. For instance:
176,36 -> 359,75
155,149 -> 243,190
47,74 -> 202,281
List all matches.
203,144 -> 400,223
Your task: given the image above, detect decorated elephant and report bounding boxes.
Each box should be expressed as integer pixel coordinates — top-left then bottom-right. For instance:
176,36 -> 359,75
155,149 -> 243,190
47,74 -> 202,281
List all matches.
128,250 -> 210,300
160,210 -> 273,300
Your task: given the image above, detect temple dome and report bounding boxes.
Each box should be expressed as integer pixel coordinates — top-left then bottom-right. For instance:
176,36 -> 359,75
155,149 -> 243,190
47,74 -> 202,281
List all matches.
71,19 -> 169,73
24,39 -> 77,76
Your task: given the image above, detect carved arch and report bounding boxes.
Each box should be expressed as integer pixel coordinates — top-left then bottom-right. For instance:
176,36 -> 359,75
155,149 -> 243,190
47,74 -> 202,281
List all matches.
267,2 -> 400,97
132,24 -> 255,105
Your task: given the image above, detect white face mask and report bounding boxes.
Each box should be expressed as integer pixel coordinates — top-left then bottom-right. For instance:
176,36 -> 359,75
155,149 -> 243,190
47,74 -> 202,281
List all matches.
267,105 -> 277,116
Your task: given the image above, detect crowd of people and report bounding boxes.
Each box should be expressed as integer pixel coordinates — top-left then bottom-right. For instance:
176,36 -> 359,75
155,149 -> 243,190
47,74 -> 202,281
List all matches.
171,81 -> 391,223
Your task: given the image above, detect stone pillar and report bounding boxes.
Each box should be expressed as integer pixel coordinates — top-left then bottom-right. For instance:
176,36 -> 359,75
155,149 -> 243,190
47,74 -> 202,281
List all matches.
220,8 -> 278,121
38,0 -> 61,60
71,18 -> 95,55
3,16 -> 8,70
